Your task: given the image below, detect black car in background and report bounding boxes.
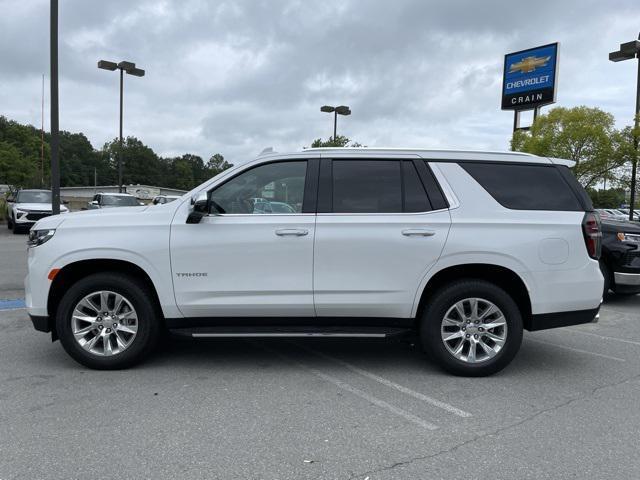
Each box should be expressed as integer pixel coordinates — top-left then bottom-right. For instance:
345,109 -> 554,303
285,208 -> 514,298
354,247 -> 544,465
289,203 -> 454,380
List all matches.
601,219 -> 640,296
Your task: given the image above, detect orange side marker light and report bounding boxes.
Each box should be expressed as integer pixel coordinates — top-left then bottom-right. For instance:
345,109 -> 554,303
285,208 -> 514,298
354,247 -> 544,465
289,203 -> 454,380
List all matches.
48,268 -> 61,281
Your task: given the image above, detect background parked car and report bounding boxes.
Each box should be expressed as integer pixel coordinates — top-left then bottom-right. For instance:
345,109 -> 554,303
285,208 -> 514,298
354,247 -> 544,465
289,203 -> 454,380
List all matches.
600,219 -> 640,295
597,208 -> 628,221
6,189 -> 68,234
617,208 -> 640,221
152,195 -> 181,205
86,193 -> 144,209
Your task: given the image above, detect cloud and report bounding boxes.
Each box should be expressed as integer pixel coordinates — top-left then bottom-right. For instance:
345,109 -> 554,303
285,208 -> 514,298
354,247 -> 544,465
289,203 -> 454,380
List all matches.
0,0 -> 638,167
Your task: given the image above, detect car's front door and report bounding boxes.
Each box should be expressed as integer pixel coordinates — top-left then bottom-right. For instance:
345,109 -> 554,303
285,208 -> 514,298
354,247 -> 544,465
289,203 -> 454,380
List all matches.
170,159 -> 318,317
313,157 -> 451,318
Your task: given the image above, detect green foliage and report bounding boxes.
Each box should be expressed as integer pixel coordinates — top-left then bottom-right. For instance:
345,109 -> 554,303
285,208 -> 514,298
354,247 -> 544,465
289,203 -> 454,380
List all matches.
0,115 -> 232,191
586,188 -> 626,208
310,135 -> 362,148
511,106 -> 636,189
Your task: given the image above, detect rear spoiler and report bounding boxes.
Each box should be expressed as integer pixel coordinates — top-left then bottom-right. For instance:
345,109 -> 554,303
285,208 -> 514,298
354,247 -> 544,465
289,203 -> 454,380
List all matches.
547,157 -> 576,168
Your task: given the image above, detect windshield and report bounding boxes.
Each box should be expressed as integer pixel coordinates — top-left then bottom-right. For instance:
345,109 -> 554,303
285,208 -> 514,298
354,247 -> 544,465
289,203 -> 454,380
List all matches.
102,195 -> 139,206
17,191 -> 52,203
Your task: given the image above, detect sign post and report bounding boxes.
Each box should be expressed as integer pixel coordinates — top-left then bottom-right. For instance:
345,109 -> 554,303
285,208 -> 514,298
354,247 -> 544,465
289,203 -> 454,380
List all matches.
502,43 -> 559,134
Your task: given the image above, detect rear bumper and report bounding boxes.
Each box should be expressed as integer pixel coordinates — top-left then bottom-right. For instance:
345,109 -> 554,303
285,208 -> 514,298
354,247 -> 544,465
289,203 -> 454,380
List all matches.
527,306 -> 600,331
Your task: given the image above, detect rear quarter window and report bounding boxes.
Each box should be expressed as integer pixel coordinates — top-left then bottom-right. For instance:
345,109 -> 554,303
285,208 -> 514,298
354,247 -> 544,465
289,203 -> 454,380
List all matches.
460,162 -> 584,211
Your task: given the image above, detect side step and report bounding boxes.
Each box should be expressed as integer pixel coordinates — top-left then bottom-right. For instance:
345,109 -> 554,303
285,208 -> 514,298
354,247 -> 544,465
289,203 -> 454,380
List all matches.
169,325 -> 413,339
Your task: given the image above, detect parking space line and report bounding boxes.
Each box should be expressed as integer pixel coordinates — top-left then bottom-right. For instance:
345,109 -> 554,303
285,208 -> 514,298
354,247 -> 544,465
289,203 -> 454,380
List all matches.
255,342 -> 438,430
0,299 -> 26,311
562,328 -> 640,347
528,338 -> 626,362
298,344 -> 472,418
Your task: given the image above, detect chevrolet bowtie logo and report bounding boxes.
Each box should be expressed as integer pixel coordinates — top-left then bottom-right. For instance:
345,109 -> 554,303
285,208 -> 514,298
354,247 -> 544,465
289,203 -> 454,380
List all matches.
509,55 -> 551,74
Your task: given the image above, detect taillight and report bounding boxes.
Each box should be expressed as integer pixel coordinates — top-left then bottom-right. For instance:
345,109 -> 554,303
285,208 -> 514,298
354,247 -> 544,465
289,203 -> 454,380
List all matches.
582,212 -> 602,259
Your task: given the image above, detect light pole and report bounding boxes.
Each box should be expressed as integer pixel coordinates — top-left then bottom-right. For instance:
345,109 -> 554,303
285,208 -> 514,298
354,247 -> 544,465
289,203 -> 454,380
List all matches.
320,105 -> 351,141
50,0 -> 60,214
609,33 -> 640,220
98,60 -> 145,193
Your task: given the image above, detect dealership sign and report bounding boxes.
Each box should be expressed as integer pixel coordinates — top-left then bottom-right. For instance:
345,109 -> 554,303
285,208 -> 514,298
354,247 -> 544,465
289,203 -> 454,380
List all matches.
502,43 -> 559,110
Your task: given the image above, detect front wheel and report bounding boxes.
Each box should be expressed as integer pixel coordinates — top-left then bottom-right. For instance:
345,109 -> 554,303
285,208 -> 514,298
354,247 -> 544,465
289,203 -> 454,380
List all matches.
420,280 -> 523,377
56,273 -> 161,369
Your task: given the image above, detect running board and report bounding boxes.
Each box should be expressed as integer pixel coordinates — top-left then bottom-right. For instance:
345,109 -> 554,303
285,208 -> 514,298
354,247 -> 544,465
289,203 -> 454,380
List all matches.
169,326 -> 413,339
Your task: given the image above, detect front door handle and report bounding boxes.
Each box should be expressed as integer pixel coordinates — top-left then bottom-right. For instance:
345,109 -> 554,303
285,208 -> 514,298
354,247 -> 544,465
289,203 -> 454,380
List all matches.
275,228 -> 309,237
402,229 -> 436,237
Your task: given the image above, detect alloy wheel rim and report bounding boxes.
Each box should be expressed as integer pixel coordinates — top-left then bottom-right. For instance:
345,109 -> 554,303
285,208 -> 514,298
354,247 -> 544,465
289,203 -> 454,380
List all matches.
440,297 -> 507,364
71,290 -> 138,356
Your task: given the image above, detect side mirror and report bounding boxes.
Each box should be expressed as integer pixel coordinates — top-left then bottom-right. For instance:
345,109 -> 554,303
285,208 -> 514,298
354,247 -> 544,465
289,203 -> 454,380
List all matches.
187,192 -> 209,224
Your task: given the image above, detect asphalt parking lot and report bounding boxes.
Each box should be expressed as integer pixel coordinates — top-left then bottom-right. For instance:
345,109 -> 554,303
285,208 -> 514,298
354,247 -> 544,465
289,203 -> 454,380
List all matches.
2,226 -> 640,479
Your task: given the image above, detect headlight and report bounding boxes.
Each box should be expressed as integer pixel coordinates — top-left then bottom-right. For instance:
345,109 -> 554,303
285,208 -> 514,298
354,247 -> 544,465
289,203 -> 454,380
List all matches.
617,232 -> 640,243
28,229 -> 56,247
16,209 -> 27,214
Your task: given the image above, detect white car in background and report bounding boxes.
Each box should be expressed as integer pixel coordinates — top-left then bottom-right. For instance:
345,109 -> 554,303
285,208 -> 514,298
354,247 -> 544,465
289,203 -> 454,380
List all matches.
86,193 -> 143,209
6,189 -> 68,234
152,195 -> 181,205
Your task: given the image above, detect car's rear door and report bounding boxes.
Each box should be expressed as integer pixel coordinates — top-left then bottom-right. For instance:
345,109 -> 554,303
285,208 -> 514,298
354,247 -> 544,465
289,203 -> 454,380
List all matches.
313,155 -> 451,318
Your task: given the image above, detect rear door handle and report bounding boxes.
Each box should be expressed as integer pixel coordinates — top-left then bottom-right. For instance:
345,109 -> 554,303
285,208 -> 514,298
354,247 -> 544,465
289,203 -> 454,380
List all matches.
402,229 -> 436,237
275,228 -> 309,237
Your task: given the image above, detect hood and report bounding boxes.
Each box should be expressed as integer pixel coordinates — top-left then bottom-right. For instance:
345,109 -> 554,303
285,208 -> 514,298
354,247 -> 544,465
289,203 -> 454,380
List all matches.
601,219 -> 640,234
33,205 -> 149,231
15,202 -> 69,212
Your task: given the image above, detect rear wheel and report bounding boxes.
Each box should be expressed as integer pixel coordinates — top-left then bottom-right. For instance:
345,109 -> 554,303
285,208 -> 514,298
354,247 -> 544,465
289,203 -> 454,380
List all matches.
420,280 -> 523,377
56,272 -> 160,369
600,261 -> 612,297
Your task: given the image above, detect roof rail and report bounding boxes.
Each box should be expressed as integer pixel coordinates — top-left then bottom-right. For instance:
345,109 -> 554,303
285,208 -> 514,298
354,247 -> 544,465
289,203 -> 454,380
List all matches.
301,147 -> 535,157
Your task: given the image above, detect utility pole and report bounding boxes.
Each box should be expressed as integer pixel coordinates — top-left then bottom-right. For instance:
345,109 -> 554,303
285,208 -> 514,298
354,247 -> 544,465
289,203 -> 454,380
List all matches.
609,33 -> 640,220
50,0 -> 60,215
41,73 -> 45,188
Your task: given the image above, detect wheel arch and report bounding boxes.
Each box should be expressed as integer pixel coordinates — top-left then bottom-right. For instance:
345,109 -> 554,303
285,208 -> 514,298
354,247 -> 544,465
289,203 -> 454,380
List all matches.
414,263 -> 533,330
47,259 -> 165,338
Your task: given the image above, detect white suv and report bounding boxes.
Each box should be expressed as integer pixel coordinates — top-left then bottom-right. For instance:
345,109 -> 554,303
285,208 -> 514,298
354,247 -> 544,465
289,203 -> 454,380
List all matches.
25,148 -> 603,376
6,189 -> 69,234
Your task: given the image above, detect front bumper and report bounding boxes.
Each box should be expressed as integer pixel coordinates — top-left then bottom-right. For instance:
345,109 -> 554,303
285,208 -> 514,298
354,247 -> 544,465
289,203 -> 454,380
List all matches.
614,272 -> 640,286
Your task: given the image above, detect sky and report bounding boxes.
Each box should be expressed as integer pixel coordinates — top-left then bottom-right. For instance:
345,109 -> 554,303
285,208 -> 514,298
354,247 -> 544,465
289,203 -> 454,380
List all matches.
0,0 -> 639,165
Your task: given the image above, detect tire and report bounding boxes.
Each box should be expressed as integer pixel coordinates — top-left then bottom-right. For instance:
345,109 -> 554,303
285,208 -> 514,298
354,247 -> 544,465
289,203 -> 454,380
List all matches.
6,215 -> 11,229
11,219 -> 21,234
600,261 -> 611,297
56,272 -> 161,369
419,280 -> 523,377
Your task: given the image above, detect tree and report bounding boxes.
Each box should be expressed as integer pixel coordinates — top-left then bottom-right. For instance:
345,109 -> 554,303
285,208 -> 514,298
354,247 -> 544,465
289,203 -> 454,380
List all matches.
511,106 -> 621,188
0,141 -> 36,187
207,153 -> 232,175
310,135 -> 363,148
586,187 -> 626,208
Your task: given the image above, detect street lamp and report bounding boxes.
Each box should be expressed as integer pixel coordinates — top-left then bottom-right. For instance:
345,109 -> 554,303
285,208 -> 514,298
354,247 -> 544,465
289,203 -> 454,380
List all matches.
98,60 -> 145,193
609,33 -> 640,220
321,105 -> 351,140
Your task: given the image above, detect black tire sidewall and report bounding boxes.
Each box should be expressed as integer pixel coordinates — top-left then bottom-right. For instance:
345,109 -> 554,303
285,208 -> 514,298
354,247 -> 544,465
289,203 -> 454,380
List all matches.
56,273 -> 159,369
420,280 -> 523,377
600,261 -> 611,296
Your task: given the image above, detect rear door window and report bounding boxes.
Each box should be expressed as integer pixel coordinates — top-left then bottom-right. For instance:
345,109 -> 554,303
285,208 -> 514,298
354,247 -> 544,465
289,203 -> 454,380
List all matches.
460,162 -> 583,211
332,160 -> 402,213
